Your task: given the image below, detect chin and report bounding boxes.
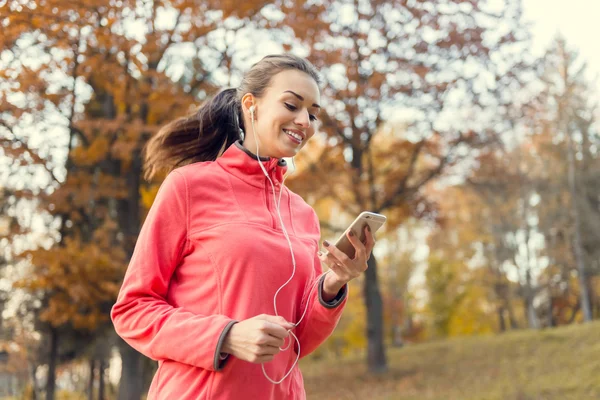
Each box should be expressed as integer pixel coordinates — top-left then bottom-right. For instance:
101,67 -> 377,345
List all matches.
275,139 -> 303,158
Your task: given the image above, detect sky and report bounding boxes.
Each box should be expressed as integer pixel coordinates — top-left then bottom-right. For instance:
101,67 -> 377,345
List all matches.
522,0 -> 600,88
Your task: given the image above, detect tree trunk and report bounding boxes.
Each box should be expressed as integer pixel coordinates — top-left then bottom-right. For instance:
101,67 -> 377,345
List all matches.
117,341 -> 146,400
524,271 -> 539,330
564,95 -> 593,322
115,147 -> 146,400
363,254 -> 388,373
547,296 -> 555,327
492,274 -> 518,330
568,300 -> 581,324
525,297 -> 538,329
88,359 -> 96,400
29,365 -> 38,400
46,327 -> 58,400
497,306 -> 506,332
507,301 -> 519,329
391,324 -> 403,348
388,266 -> 403,348
521,207 -> 539,330
589,279 -> 598,319
403,311 -> 413,340
98,359 -> 106,400
502,293 -> 519,330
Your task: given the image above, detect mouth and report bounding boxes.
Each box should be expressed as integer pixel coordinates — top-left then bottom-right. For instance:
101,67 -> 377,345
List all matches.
282,129 -> 305,144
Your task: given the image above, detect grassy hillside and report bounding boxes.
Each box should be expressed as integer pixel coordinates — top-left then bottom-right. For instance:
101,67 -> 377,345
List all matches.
302,321 -> 600,400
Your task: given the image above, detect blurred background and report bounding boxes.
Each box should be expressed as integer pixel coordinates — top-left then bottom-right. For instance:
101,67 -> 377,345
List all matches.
1,0 -> 599,399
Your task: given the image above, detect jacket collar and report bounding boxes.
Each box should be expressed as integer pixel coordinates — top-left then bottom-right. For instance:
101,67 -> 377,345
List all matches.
216,140 -> 288,188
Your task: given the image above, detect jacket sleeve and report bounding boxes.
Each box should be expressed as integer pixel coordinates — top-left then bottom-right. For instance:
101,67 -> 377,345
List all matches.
111,170 -> 236,371
294,212 -> 348,358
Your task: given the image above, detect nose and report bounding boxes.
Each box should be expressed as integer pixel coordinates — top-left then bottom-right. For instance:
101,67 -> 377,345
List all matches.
294,109 -> 311,128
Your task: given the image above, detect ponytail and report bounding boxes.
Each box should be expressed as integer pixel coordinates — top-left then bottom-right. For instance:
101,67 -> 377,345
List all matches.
143,88 -> 243,181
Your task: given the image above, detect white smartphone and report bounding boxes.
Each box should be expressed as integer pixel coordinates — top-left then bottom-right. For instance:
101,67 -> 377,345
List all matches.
324,212 -> 387,259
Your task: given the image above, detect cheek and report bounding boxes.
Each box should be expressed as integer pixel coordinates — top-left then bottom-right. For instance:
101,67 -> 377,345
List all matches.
271,111 -> 292,130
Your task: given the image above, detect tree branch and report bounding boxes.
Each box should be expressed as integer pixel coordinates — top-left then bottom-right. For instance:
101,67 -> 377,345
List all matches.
0,121 -> 61,185
376,139 -> 426,212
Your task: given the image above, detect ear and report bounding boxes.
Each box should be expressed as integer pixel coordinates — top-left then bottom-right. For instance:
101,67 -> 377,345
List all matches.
241,93 -> 256,117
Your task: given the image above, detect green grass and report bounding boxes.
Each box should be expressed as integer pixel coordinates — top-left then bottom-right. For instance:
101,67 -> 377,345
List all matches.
301,322 -> 600,400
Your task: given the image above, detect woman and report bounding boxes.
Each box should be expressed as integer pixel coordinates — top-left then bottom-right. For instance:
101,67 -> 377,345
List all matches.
111,54 -> 376,400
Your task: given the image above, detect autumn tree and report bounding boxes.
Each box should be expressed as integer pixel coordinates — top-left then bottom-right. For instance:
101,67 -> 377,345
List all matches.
534,36 -> 600,322
423,36 -> 600,332
1,1 -> 281,399
282,0 -> 533,372
465,145 -> 548,329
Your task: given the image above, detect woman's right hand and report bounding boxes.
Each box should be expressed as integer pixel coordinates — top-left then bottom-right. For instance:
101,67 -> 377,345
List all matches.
221,314 -> 295,364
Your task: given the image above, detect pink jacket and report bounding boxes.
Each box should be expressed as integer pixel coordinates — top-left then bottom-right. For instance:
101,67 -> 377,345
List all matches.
111,141 -> 347,399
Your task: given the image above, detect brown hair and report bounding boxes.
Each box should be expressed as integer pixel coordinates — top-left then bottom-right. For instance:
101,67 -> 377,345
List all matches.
143,54 -> 321,181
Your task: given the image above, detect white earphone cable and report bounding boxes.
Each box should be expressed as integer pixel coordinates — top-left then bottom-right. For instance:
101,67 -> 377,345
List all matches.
249,110 -> 331,384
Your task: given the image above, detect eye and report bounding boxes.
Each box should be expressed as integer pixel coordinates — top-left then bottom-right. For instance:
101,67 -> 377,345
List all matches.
285,102 -> 318,123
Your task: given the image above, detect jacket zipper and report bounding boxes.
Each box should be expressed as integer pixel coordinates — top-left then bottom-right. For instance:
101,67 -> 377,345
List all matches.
265,176 -> 277,230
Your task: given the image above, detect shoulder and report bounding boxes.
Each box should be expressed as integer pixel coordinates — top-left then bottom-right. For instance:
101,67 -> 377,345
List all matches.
156,161 -> 221,201
169,161 -> 233,208
173,160 -> 214,176
171,160 -> 223,185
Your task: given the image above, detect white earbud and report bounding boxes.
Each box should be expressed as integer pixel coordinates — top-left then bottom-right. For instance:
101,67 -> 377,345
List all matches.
249,105 -> 255,119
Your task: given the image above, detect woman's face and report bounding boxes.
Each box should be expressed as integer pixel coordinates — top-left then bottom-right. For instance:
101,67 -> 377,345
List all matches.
242,69 -> 321,159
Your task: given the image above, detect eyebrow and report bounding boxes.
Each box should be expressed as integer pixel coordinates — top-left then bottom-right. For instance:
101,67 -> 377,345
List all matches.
283,90 -> 321,109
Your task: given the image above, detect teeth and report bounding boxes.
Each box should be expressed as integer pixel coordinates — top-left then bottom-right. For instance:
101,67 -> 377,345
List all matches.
283,129 -> 302,141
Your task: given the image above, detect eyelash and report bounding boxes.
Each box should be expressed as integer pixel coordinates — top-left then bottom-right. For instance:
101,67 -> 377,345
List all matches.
284,103 -> 318,122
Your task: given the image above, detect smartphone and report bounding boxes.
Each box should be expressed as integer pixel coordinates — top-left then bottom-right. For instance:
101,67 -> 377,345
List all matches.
324,212 -> 387,259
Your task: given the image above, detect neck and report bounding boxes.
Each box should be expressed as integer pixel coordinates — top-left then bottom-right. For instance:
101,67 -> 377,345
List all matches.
241,137 -> 278,160
236,140 -> 272,161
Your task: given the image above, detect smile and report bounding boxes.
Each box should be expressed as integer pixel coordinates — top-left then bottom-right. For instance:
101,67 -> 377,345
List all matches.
283,129 -> 304,143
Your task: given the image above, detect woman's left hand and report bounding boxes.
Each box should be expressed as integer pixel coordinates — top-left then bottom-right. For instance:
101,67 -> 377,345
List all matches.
318,225 -> 376,296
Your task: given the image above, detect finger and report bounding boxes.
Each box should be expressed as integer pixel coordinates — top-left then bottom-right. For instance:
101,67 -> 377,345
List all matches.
248,352 -> 276,364
325,252 -> 345,270
266,336 -> 286,348
260,315 -> 294,330
257,332 -> 286,348
364,225 -> 376,255
259,344 -> 283,356
326,260 -> 344,277
317,250 -> 328,264
318,250 -> 342,270
262,322 -> 291,340
323,240 -> 351,265
345,229 -> 366,260
256,354 -> 275,364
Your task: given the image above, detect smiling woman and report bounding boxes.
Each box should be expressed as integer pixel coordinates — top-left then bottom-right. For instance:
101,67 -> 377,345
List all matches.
241,69 -> 321,159
110,54 -> 377,400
